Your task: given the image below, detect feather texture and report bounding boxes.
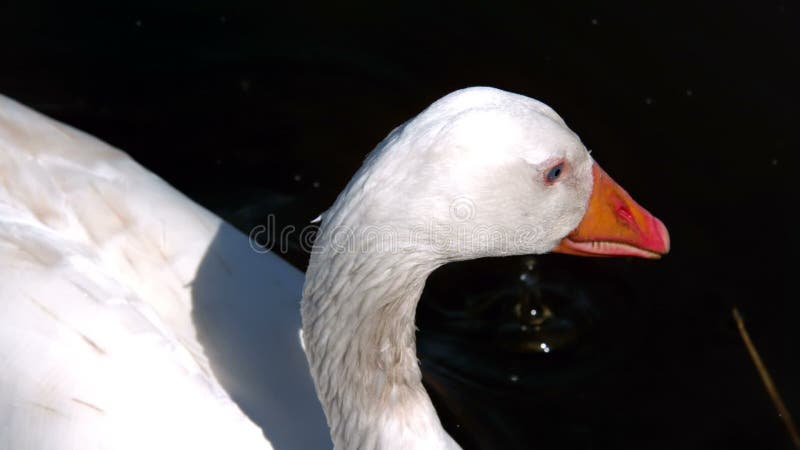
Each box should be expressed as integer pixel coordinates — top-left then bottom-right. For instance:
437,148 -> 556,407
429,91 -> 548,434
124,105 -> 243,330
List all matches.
0,94 -> 330,450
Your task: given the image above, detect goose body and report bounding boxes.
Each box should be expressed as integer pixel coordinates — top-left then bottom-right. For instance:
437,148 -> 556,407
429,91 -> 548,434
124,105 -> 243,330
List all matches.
0,94 -> 329,449
0,88 -> 668,449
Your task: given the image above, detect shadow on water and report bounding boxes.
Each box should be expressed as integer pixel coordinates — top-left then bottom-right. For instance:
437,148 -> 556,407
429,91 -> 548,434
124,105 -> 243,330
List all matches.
188,222 -> 331,449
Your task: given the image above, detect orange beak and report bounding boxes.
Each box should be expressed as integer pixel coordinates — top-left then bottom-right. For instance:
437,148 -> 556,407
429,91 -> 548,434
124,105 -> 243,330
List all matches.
552,163 -> 670,259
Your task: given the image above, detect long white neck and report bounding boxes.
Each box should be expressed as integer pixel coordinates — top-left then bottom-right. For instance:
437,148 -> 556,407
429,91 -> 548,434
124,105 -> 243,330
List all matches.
301,218 -> 460,449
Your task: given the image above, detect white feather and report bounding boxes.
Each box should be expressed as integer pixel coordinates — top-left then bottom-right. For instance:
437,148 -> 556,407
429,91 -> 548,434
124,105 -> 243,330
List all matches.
0,94 -> 330,450
2,87 -> 597,450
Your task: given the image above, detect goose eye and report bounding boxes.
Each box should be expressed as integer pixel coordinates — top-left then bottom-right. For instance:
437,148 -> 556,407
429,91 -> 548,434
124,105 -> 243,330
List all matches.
545,162 -> 565,184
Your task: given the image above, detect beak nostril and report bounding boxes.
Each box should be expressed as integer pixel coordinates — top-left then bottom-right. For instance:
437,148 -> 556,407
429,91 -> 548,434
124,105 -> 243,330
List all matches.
616,206 -> 635,225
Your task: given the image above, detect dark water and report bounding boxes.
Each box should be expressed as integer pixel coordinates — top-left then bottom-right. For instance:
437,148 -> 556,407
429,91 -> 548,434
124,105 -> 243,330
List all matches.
2,1 -> 797,448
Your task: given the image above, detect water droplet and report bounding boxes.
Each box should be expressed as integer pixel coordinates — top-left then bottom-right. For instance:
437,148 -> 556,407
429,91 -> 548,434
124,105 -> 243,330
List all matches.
540,342 -> 551,353
524,258 -> 536,271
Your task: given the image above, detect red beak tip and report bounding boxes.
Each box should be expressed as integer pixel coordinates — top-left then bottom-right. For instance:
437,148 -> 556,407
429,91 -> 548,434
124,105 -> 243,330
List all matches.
654,217 -> 671,254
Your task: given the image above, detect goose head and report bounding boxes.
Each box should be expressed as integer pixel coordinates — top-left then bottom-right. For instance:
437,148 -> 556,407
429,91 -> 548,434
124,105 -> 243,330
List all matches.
317,86 -> 669,261
301,86 -> 669,450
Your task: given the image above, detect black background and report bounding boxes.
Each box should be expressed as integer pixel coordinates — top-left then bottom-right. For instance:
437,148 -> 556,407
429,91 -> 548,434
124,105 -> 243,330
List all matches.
2,1 -> 797,448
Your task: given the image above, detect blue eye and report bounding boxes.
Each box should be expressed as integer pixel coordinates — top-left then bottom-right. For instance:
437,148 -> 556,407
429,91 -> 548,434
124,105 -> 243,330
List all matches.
546,162 -> 564,184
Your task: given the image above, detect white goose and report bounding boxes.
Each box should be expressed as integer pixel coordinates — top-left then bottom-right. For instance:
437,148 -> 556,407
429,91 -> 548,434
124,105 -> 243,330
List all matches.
0,87 -> 669,450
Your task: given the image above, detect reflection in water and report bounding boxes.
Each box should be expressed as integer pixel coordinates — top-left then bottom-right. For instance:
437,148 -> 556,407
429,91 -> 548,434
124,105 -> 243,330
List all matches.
417,255 -> 642,449
499,257 -> 581,354
420,256 -> 629,358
